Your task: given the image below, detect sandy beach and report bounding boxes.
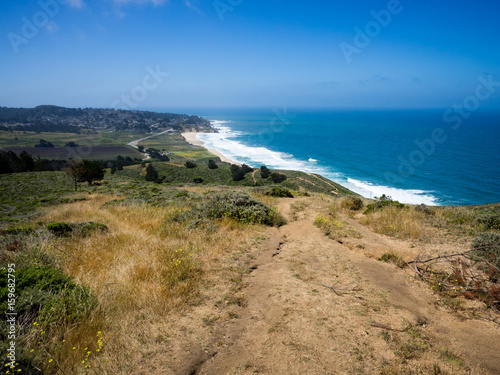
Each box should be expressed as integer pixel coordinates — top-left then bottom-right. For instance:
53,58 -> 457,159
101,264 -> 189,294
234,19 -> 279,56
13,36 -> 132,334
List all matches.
181,132 -> 240,165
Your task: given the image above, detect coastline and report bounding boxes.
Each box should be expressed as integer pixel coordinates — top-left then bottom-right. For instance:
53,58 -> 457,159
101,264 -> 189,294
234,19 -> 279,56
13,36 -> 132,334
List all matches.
182,121 -> 441,206
181,132 -> 241,165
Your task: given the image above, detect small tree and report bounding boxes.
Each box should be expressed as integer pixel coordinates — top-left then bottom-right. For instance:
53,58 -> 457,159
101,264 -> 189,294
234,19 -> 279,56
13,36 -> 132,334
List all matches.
185,161 -> 197,169
79,160 -> 105,185
208,159 -> 218,169
19,151 -> 34,171
35,139 -> 54,148
64,160 -> 86,191
241,164 -> 253,174
270,172 -> 287,183
145,164 -> 164,183
34,155 -> 45,171
260,166 -> 271,179
230,164 -> 253,181
230,164 -> 246,181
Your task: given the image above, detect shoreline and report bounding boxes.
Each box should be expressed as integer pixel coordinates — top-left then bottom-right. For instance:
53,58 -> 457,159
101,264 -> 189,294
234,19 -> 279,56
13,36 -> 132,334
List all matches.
181,132 -> 241,165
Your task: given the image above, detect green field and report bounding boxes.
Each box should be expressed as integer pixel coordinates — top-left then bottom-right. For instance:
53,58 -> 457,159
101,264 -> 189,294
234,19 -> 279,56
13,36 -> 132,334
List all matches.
4,146 -> 144,160
0,130 -> 149,148
0,130 -> 219,162
137,133 -> 216,162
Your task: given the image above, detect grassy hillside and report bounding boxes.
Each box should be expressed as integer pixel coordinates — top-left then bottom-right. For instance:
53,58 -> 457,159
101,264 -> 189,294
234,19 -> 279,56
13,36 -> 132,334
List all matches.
0,168 -> 282,373
0,172 -> 82,224
1,168 -> 499,373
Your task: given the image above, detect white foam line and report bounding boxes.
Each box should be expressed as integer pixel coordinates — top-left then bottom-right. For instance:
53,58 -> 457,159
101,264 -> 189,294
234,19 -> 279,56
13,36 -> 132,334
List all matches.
203,120 -> 441,205
344,178 -> 440,206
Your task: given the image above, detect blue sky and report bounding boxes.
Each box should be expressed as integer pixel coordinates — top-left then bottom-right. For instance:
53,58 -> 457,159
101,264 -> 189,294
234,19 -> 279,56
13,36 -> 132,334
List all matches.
1,0 -> 500,110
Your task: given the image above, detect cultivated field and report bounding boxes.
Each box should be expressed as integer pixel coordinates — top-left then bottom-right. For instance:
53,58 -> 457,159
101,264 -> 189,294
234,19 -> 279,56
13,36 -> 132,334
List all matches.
0,130 -> 149,149
4,146 -> 143,160
137,133 -> 216,161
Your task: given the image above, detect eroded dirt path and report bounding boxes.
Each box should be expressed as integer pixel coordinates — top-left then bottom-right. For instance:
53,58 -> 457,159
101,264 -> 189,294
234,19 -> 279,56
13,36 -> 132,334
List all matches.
195,197 -> 500,375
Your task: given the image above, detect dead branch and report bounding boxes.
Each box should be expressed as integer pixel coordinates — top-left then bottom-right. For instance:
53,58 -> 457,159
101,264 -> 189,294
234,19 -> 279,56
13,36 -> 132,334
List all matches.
408,249 -> 500,314
471,308 -> 500,325
321,283 -> 360,295
370,323 -> 412,332
406,250 -> 474,265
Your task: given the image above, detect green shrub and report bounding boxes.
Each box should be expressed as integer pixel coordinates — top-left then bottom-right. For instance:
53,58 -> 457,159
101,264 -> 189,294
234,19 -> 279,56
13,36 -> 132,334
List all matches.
478,213 -> 500,230
73,222 -> 108,237
378,252 -> 406,268
363,197 -> 405,215
260,166 -> 271,179
341,196 -> 364,211
46,222 -> 72,236
185,161 -> 197,169
177,191 -> 286,226
175,191 -> 189,198
0,265 -> 98,372
230,164 -> 252,181
471,232 -> 500,269
442,209 -> 477,226
145,164 -> 164,183
208,159 -> 218,170
10,246 -> 56,269
415,204 -> 434,215
265,187 -> 294,198
0,265 -> 87,331
270,172 -> 287,183
1,226 -> 34,236
47,221 -> 108,237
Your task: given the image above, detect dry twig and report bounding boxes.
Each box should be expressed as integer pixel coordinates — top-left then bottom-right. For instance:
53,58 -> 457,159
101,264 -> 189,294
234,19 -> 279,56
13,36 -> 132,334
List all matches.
408,250 -> 500,315
370,323 -> 412,332
321,283 -> 360,295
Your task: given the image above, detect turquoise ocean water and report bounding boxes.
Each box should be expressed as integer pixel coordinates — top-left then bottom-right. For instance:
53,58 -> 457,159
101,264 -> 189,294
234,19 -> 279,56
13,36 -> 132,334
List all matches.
158,108 -> 500,206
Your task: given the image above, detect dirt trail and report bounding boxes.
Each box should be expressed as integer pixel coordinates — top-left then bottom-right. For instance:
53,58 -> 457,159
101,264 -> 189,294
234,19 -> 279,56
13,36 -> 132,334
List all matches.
251,169 -> 257,184
308,173 -> 339,193
196,197 -> 500,374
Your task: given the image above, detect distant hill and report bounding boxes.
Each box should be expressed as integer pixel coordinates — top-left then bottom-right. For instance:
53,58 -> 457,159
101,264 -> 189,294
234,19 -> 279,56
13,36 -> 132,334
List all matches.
0,105 -> 211,133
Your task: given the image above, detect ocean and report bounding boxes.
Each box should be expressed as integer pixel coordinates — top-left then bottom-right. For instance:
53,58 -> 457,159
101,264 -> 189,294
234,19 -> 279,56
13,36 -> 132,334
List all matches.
159,108 -> 500,206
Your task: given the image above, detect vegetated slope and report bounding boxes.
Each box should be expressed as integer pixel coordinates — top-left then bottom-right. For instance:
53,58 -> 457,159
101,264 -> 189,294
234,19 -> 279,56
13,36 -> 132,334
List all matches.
118,161 -> 356,197
2,169 -> 499,374
0,171 -> 80,224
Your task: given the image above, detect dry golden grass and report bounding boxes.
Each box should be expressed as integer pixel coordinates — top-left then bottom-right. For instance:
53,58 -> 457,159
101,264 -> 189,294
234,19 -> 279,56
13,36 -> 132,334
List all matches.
360,206 -> 427,240
39,193 -> 265,373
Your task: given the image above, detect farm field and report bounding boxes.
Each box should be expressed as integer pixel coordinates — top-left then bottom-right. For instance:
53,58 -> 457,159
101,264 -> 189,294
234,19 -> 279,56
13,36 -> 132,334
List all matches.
0,130 -> 150,148
3,146 -> 143,160
137,133 -> 216,161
